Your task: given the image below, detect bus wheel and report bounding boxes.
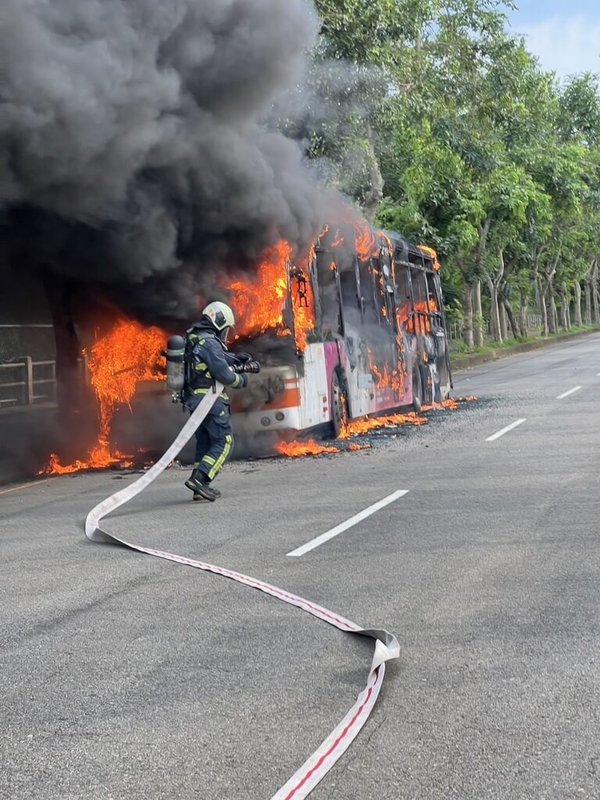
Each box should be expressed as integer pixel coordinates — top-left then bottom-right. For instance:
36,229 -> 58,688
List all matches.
412,366 -> 423,413
331,371 -> 347,438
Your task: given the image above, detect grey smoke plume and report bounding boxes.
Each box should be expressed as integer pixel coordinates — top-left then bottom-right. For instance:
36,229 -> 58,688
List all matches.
268,59 -> 388,194
0,0 -> 331,320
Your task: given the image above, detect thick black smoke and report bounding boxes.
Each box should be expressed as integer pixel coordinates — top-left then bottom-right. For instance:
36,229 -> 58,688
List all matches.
0,0 -> 331,321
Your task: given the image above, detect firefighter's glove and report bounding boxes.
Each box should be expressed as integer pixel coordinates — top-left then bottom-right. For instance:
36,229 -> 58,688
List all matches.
235,352 -> 254,364
232,361 -> 261,374
236,373 -> 248,388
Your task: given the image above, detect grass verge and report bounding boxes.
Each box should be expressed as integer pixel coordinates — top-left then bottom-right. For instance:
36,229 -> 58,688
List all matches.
449,325 -> 600,371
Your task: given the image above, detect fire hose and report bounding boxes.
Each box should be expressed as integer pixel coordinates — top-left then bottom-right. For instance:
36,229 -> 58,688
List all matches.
85,383 -> 400,799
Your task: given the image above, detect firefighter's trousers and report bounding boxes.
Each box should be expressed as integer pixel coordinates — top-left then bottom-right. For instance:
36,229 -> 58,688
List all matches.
186,394 -> 234,482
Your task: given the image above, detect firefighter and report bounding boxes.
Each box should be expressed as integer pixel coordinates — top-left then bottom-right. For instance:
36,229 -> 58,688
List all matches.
183,301 -> 252,501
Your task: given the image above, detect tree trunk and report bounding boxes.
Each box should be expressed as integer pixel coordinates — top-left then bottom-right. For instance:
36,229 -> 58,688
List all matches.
559,285 -> 569,330
543,288 -> 553,334
485,250 -> 506,343
362,124 -> 385,223
499,301 -> 508,340
574,282 -> 583,327
486,276 -> 502,342
584,280 -> 592,325
502,297 -> 520,340
549,294 -> 559,333
541,249 -> 560,336
472,220 -> 492,343
564,283 -> 572,329
473,280 -> 484,346
543,275 -> 558,335
592,259 -> 600,324
518,297 -> 528,338
536,271 -> 548,335
462,282 -> 474,347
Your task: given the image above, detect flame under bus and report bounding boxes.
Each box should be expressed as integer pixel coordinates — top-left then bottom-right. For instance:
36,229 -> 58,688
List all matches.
231,224 -> 452,450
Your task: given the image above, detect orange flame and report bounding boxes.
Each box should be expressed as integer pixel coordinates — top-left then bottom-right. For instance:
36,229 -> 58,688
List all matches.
326,210 -> 382,262
290,263 -> 316,352
351,219 -> 380,262
274,397 -> 478,458
397,299 -> 440,333
339,411 -> 426,439
367,347 -> 405,393
330,230 -> 345,249
275,439 -> 341,457
226,240 -> 315,352
421,398 -> 459,412
421,397 -> 477,411
227,241 -> 291,340
40,318 -> 166,475
418,245 -> 442,271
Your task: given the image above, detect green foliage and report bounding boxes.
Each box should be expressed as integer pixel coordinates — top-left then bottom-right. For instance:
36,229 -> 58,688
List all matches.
314,0 -> 406,66
303,0 -> 600,338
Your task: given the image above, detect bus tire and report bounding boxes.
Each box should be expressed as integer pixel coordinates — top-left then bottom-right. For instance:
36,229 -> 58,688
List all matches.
331,370 -> 347,438
412,365 -> 423,413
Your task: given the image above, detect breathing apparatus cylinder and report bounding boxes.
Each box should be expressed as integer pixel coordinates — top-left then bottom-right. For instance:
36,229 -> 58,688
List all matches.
165,335 -> 186,391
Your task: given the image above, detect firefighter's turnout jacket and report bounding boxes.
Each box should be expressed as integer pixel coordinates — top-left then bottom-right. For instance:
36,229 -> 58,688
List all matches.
183,323 -> 243,482
184,324 -> 244,400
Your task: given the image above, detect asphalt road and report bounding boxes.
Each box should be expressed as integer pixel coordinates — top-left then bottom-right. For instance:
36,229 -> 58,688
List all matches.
1,333 -> 600,800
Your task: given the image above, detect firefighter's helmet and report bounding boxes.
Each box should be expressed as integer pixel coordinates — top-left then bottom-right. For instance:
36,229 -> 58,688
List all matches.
201,301 -> 235,334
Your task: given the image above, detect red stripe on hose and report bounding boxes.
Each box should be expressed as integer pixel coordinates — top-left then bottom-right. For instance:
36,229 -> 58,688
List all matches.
282,667 -> 381,799
133,543 -> 358,631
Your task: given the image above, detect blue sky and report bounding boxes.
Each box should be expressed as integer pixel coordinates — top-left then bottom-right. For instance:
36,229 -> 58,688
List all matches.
508,1 -> 600,77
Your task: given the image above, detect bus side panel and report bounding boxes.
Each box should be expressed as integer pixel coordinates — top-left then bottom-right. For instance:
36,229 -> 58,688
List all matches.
327,339 -> 378,419
298,343 -> 330,429
371,340 -> 412,413
231,365 -> 302,437
398,338 -> 415,407
401,355 -> 413,406
374,384 -> 411,412
323,340 -> 339,411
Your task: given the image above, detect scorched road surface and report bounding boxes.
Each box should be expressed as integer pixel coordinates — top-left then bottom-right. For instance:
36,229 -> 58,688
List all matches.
1,333 -> 600,800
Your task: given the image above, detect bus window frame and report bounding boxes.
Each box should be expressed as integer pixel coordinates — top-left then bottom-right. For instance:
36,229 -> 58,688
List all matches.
394,250 -> 440,336
314,243 -> 345,339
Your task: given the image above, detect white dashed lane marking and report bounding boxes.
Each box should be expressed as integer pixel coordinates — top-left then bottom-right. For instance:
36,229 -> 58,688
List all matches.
556,386 -> 582,400
485,419 -> 527,443
287,490 -> 409,557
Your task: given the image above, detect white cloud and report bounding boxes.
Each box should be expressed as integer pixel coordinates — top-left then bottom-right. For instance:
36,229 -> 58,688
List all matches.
517,15 -> 600,78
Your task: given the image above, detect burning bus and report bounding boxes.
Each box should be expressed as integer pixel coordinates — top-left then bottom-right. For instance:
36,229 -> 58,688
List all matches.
2,0 -> 457,479
225,220 -> 453,450
35,217 -> 452,476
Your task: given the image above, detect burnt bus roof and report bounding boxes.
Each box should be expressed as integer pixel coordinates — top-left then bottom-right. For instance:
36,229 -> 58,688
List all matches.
384,231 -> 436,271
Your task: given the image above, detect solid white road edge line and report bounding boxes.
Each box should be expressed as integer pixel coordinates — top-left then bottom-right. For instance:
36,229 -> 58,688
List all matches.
0,479 -> 51,495
556,386 -> 582,400
485,418 -> 527,443
286,490 -> 409,557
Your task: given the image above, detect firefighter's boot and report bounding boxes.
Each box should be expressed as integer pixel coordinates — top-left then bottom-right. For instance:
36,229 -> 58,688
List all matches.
194,486 -> 221,501
185,469 -> 218,502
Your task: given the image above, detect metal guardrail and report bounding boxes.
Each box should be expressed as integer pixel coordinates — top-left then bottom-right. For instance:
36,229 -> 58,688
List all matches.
0,357 -> 57,408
